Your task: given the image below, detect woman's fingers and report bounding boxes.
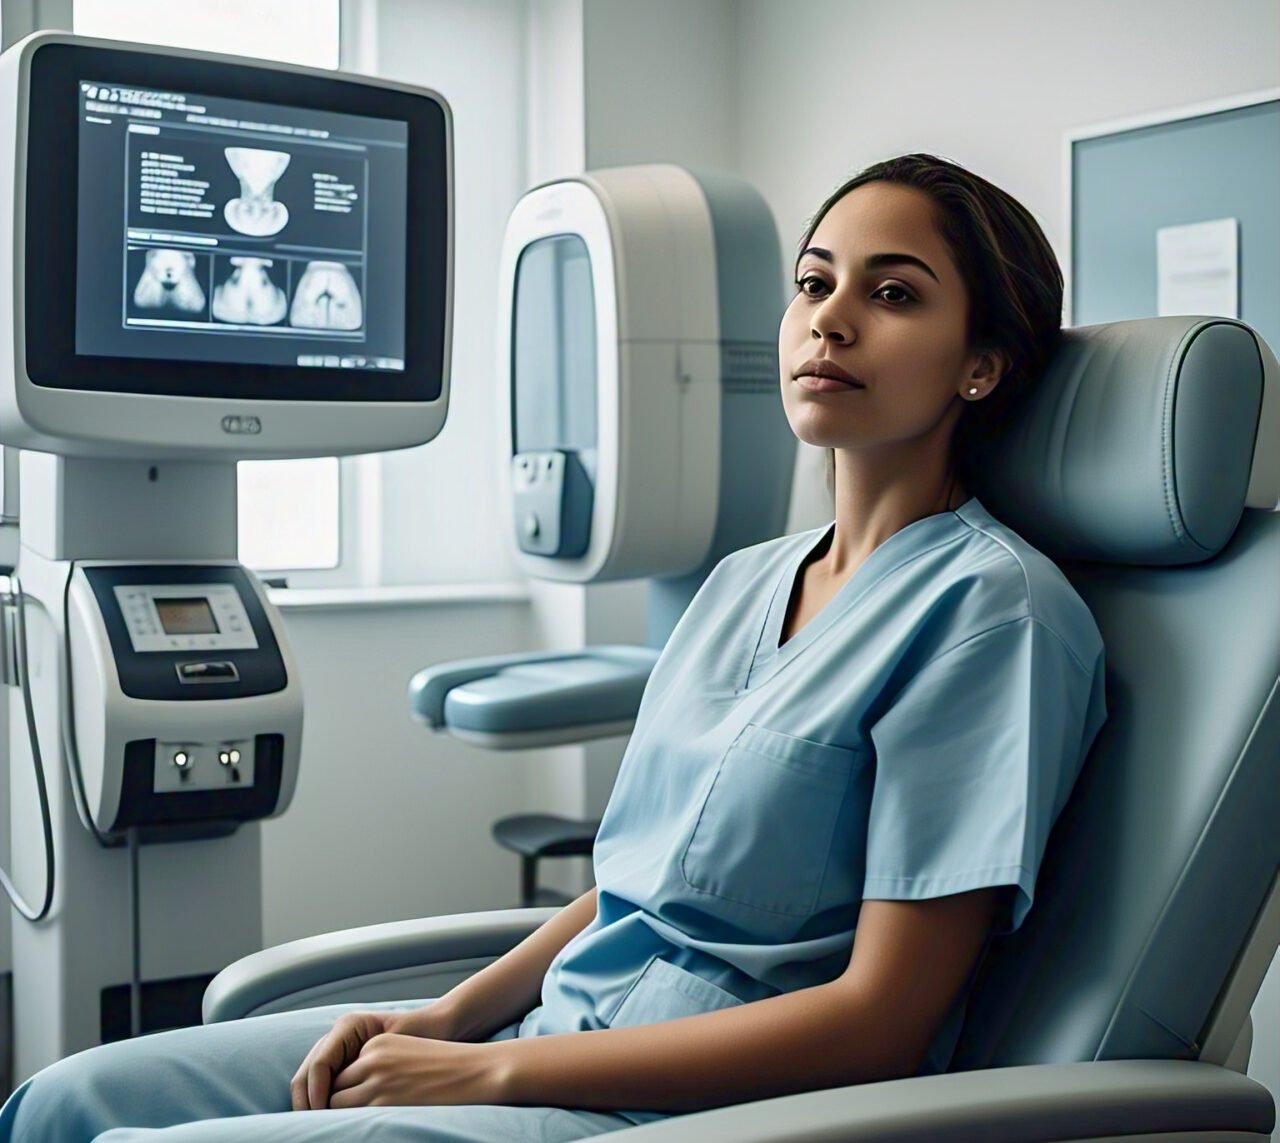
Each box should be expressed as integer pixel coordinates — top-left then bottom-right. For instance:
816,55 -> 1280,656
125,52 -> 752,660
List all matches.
330,1051 -> 373,1093
327,1079 -> 371,1110
290,1035 -> 337,1111
323,1033 -> 503,1109
328,1043 -> 384,1108
307,1058 -> 336,1112
290,1043 -> 323,1111
290,1013 -> 385,1110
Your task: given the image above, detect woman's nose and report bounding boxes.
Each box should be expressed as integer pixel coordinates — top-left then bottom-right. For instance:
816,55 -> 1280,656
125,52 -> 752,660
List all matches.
809,298 -> 855,343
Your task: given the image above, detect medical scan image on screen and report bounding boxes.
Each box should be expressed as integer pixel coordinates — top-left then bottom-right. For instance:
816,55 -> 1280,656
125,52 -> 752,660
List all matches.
74,80 -> 409,372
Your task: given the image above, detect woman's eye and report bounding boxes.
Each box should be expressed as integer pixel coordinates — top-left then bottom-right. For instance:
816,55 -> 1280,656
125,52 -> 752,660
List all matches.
796,275 -> 828,298
873,284 -> 914,305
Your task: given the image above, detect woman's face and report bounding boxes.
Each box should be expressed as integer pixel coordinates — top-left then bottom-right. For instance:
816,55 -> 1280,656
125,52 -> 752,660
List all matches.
779,181 -> 990,459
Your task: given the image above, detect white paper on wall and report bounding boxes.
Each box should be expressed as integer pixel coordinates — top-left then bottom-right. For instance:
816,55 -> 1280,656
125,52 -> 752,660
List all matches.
1156,218 -> 1239,318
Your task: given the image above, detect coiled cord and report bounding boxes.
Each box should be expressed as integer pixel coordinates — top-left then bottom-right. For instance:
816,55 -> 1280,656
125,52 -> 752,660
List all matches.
0,575 -> 56,922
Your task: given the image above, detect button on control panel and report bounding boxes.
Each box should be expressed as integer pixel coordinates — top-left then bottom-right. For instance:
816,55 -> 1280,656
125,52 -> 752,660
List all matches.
113,584 -> 260,654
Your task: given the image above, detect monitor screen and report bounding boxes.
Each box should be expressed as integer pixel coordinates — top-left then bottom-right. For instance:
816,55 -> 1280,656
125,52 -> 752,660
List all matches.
75,80 -> 407,374
22,42 -> 449,404
155,597 -> 220,635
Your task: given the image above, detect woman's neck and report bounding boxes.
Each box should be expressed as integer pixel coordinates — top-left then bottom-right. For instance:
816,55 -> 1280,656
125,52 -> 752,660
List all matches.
824,449 -> 965,576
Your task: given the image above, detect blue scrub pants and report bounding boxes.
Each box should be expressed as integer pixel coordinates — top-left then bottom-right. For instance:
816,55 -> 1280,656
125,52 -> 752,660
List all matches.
0,1000 -> 635,1142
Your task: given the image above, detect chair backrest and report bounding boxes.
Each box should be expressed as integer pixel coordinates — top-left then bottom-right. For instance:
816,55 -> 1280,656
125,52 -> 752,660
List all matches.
951,316 -> 1280,1071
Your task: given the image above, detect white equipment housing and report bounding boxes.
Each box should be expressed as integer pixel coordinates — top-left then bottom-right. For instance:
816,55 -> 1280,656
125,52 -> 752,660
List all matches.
66,562 -> 304,834
0,31 -> 453,1083
409,165 -> 790,752
497,166 -> 723,582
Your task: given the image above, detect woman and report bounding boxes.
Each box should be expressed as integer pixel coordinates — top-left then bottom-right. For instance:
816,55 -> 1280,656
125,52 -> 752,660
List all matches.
0,154 -> 1106,1142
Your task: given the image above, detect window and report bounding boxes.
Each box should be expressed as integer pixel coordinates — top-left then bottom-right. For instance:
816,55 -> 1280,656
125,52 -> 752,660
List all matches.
73,0 -> 338,69
237,457 -> 339,571
73,0 -> 345,581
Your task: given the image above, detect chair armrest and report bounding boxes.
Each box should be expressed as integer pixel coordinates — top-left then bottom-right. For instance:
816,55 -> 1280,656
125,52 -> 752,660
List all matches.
409,650 -> 594,728
408,645 -> 656,730
203,907 -> 556,1024
616,1060 -> 1275,1142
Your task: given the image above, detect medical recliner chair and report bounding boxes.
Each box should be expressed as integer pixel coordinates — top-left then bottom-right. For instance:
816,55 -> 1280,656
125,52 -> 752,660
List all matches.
204,314 -> 1280,1141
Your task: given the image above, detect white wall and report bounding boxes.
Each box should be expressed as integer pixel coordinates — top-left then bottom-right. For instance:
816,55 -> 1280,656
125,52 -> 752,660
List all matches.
583,0 -> 736,172
261,597 -> 548,942
369,0 -> 528,586
734,0 -> 1280,269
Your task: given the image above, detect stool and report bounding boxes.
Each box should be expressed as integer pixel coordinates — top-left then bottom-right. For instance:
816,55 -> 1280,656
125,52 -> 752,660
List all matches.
491,814 -> 601,907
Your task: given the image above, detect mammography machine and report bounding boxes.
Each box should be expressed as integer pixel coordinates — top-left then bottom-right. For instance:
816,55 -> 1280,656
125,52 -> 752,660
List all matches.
410,166 -> 795,754
0,32 -> 451,1082
404,166 -> 797,895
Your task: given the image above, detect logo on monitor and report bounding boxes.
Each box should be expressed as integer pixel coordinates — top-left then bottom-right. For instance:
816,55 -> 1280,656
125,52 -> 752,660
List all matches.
221,415 -> 262,435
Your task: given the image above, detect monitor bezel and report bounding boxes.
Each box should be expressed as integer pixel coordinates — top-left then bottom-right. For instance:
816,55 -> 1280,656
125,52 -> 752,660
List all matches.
23,41 -> 448,404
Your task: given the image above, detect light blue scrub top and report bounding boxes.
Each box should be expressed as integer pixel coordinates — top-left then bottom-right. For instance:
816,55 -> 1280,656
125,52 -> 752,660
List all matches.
519,498 -> 1106,1115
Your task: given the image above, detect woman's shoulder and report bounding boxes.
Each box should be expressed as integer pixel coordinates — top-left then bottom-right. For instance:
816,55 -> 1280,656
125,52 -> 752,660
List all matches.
950,499 -> 1103,667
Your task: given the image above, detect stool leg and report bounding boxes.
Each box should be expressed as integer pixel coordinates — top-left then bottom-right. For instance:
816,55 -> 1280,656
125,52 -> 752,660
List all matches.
520,855 -> 538,908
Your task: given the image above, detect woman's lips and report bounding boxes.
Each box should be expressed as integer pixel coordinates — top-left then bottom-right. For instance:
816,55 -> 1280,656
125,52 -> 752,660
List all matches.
793,359 -> 865,392
796,374 -> 863,393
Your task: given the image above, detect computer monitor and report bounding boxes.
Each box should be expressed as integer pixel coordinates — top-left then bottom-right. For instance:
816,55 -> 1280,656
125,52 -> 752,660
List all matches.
0,33 -> 452,459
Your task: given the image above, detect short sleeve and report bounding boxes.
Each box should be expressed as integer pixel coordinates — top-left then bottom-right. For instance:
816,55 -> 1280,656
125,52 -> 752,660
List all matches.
862,616 -> 1105,934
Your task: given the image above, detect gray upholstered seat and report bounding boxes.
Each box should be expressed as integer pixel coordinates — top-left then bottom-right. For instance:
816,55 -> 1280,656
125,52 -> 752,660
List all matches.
955,317 -> 1278,1081
206,316 -> 1280,1141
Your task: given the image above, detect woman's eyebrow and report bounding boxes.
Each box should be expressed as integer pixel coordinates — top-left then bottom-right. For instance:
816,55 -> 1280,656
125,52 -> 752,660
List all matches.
797,246 -> 939,284
865,252 -> 939,283
796,245 -> 835,272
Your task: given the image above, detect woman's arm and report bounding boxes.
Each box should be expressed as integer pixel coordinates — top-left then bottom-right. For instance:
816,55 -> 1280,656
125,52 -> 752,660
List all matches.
493,887 -> 997,1112
392,886 -> 599,1042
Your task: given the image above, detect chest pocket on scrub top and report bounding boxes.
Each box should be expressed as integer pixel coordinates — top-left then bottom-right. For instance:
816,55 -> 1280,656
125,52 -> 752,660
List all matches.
680,723 -> 860,917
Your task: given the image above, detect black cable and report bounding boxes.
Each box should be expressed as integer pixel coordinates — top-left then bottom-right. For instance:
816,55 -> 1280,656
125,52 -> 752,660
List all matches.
0,576 -> 56,923
127,827 -> 142,1038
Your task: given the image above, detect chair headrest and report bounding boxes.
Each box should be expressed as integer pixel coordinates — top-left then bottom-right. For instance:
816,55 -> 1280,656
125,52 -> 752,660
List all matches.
975,317 -> 1277,566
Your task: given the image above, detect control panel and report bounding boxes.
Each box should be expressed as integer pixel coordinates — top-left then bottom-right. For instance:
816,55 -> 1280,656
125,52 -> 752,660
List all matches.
67,561 -> 303,834
83,564 -> 286,703
511,449 -> 593,559
113,584 -> 259,654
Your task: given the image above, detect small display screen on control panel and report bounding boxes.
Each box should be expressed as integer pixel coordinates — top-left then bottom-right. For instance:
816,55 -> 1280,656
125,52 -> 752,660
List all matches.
113,583 -> 259,653
155,597 -> 220,635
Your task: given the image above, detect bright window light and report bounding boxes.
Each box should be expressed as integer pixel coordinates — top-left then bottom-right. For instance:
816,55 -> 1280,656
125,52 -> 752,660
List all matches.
238,457 -> 340,571
72,0 -> 339,69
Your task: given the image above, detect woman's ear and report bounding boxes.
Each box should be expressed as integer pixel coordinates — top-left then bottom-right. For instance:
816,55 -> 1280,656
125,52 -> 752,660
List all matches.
964,349 -> 1010,400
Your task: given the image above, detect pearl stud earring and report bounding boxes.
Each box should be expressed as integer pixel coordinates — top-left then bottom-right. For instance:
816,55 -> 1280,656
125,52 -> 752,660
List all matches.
968,387 -> 979,396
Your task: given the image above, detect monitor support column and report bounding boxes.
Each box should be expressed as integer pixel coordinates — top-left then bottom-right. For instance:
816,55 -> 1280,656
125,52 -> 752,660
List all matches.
8,452 -> 265,1082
